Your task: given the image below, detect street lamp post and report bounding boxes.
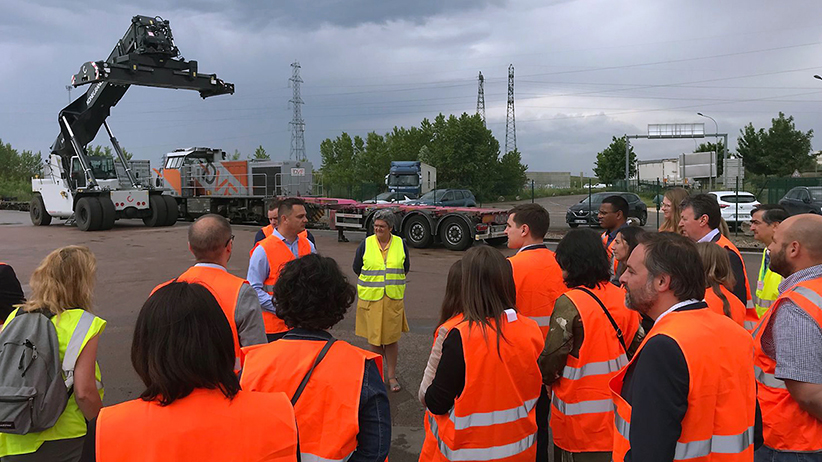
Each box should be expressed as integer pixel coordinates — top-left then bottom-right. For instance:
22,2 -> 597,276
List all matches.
697,112 -> 719,190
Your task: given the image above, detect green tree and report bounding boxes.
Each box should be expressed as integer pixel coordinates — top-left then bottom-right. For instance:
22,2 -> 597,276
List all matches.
594,136 -> 636,185
0,139 -> 42,200
695,139 -> 726,176
251,145 -> 270,160
320,132 -> 358,197
497,150 -> 529,196
229,149 -> 242,161
736,112 -> 814,176
354,132 -> 390,188
86,144 -> 133,160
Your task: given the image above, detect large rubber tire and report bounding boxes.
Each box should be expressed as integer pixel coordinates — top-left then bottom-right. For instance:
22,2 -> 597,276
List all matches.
162,195 -> 179,226
639,211 -> 648,226
441,217 -> 472,251
404,215 -> 433,248
30,194 -> 52,226
98,196 -> 116,230
142,194 -> 168,227
568,223 -> 579,228
76,197 -> 103,231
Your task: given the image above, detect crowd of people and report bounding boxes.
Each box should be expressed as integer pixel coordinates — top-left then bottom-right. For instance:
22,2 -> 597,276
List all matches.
1,191 -> 821,462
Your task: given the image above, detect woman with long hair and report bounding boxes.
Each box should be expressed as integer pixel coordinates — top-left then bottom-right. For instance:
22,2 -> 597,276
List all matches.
0,246 -> 105,462
95,282 -> 298,461
419,247 -> 543,461
659,188 -> 689,233
696,242 -> 746,327
418,259 -> 462,404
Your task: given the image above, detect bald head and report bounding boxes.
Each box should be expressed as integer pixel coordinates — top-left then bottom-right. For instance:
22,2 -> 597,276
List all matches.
188,214 -> 233,263
780,214 -> 822,261
768,214 -> 822,277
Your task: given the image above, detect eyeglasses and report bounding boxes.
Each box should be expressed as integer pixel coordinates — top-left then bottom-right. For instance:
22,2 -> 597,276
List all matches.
225,235 -> 235,247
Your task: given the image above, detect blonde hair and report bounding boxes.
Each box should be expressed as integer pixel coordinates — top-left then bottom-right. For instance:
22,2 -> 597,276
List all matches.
696,242 -> 735,318
659,188 -> 689,233
718,218 -> 731,238
24,245 -> 97,315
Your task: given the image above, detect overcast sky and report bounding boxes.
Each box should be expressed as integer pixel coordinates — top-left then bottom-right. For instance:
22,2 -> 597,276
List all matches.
2,0 -> 821,176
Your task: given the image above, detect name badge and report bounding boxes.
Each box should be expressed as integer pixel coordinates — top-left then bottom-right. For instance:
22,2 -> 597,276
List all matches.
757,281 -> 764,291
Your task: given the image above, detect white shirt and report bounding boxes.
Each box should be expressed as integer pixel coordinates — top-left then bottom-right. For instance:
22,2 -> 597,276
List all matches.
515,243 -> 547,254
697,228 -> 720,243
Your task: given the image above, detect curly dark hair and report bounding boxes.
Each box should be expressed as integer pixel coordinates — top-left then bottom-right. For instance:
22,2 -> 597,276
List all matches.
555,228 -> 611,289
273,254 -> 355,330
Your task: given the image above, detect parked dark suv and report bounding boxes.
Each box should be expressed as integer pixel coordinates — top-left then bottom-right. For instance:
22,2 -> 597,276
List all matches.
566,192 -> 648,227
409,189 -> 477,207
778,186 -> 822,215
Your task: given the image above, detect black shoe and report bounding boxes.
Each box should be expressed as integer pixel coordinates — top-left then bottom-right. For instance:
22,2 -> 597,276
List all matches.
338,236 -> 349,243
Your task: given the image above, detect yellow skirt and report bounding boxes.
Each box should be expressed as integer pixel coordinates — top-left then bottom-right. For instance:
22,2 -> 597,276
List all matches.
355,296 -> 409,346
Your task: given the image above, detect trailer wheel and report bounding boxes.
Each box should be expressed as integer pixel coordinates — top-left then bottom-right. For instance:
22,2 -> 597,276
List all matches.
76,197 -> 103,231
142,194 -> 168,227
162,195 -> 179,226
404,215 -> 433,248
98,196 -> 117,230
30,194 -> 52,226
441,217 -> 472,251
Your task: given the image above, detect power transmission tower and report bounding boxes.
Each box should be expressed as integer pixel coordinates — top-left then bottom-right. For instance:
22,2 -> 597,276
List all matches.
289,61 -> 306,161
476,71 -> 486,127
504,64 -> 516,154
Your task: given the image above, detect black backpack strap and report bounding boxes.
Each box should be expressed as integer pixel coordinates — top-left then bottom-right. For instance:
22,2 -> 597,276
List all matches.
576,287 -> 628,353
290,338 -> 336,406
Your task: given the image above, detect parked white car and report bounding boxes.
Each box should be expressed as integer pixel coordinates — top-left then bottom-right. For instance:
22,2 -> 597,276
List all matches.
707,191 -> 760,227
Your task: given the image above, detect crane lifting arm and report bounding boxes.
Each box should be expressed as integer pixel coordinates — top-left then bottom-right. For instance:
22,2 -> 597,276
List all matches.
51,15 -> 234,190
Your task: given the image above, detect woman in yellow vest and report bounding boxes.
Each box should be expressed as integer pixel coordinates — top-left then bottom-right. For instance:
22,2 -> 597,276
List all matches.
0,246 -> 106,462
353,209 -> 410,393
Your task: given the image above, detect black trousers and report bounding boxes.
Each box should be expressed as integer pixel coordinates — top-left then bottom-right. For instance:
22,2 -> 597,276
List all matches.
536,385 -> 551,462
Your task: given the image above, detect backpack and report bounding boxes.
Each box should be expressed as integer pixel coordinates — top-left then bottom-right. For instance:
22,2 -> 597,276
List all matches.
0,310 -> 87,434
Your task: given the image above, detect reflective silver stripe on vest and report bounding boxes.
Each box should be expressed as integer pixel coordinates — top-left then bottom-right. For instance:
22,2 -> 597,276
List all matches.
614,414 -> 753,459
301,452 -> 353,462
360,269 -> 385,276
263,284 -> 275,293
63,311 -> 95,388
449,398 -> 538,431
357,280 -> 385,288
385,268 -> 406,274
529,316 -> 552,327
428,414 -> 536,461
754,365 -> 786,389
614,412 -> 630,439
674,426 -> 754,460
551,395 -> 614,416
744,320 -> 758,331
793,286 -> 822,309
385,280 -> 406,286
756,298 -> 773,308
562,354 -> 628,380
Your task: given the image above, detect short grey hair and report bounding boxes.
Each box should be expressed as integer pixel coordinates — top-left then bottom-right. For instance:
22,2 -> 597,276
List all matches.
372,209 -> 396,231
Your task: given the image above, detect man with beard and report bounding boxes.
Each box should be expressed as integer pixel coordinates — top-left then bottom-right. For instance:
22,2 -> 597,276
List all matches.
752,214 -> 822,461
610,232 -> 760,462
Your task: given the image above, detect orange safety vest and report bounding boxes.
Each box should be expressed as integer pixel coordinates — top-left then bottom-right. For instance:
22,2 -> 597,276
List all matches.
258,235 -> 312,334
95,388 -> 299,462
241,337 -> 382,462
419,311 -> 544,461
153,265 -> 244,370
250,227 -> 308,257
508,247 -> 567,339
752,277 -> 822,452
551,284 -> 639,453
602,231 -> 620,276
703,284 -> 746,327
714,234 -> 756,329
610,307 -> 756,462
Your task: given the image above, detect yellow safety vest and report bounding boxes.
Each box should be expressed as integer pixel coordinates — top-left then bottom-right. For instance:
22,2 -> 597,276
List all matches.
0,309 -> 106,458
754,249 -> 782,318
358,235 -> 406,301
